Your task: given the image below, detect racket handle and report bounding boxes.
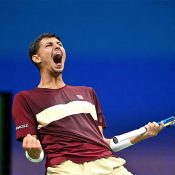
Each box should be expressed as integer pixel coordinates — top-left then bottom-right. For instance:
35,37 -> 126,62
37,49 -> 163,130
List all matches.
113,127 -> 146,144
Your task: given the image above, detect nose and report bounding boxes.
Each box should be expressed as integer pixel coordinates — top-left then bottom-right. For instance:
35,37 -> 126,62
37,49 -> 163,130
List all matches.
54,43 -> 61,50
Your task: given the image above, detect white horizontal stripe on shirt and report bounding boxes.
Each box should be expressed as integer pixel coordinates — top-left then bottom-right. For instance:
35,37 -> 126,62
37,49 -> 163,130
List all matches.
36,100 -> 97,129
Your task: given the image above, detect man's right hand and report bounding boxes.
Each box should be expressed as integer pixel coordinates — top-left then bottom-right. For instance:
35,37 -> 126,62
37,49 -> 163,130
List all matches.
22,134 -> 42,159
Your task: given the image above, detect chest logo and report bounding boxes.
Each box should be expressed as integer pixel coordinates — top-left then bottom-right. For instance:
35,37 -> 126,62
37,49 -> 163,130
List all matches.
76,95 -> 84,100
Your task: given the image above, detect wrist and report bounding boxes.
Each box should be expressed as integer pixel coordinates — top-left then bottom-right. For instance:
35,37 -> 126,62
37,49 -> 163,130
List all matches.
130,134 -> 144,144
25,150 -> 44,163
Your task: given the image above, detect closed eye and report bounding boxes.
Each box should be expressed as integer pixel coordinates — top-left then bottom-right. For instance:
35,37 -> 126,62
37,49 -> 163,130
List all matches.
45,42 -> 52,47
45,41 -> 63,47
57,42 -> 63,47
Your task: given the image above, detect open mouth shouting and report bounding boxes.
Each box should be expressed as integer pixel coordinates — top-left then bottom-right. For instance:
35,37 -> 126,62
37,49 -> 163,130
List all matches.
53,51 -> 62,64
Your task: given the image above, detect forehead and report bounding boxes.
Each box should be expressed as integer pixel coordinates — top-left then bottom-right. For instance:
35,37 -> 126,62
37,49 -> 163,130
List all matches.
40,37 -> 61,45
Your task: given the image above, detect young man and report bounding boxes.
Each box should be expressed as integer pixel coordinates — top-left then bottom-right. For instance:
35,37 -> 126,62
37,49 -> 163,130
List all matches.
12,33 -> 163,175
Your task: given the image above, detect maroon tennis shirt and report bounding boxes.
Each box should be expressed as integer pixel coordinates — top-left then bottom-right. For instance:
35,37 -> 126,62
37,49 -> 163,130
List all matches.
12,85 -> 113,167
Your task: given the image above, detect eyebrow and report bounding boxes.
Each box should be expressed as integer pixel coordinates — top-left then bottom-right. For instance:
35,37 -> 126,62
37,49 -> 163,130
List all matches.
45,41 -> 62,45
57,41 -> 63,45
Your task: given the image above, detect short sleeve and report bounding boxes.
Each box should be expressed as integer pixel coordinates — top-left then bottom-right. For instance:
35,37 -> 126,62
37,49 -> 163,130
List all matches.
12,93 -> 38,141
91,89 -> 107,128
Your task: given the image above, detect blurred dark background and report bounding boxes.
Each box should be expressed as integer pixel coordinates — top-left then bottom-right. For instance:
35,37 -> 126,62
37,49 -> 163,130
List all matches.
0,0 -> 175,175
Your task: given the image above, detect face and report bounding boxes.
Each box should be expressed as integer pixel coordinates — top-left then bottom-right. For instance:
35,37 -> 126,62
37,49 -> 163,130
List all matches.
33,37 -> 66,76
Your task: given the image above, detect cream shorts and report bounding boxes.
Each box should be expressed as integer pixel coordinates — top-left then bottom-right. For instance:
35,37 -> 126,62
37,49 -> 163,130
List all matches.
47,157 -> 133,175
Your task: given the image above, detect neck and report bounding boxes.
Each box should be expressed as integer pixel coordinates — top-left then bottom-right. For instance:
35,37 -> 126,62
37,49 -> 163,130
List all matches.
38,74 -> 65,89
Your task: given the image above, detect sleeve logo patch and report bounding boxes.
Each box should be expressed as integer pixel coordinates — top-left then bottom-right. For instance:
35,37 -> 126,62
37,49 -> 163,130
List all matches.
16,124 -> 28,130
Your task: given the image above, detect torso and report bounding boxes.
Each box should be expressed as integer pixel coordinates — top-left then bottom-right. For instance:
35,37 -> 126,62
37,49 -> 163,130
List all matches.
13,85 -> 113,167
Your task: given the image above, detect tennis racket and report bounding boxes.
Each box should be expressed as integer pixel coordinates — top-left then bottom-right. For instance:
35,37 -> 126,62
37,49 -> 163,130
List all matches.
113,115 -> 175,144
158,116 -> 175,127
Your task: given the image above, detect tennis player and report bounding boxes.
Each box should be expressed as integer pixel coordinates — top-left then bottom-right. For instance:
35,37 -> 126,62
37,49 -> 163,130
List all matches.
12,32 -> 163,175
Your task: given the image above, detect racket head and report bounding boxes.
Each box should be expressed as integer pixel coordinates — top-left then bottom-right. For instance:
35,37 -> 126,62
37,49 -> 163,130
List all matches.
158,116 -> 175,127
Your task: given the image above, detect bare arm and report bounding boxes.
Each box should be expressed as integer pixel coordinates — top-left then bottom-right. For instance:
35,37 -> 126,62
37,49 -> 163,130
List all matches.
98,126 -> 110,145
99,121 -> 164,147
130,121 -> 164,144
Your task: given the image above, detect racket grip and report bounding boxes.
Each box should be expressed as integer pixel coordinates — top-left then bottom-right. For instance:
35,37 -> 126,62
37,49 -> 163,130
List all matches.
113,127 -> 146,144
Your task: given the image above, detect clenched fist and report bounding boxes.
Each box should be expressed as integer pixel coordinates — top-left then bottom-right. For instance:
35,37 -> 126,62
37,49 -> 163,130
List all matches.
23,134 -> 42,159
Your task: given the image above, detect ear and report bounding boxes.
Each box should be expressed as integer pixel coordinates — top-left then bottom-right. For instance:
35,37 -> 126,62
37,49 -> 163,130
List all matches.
32,55 -> 41,64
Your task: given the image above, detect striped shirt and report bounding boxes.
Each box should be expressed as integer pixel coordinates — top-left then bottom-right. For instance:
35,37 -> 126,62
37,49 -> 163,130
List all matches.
12,85 -> 113,167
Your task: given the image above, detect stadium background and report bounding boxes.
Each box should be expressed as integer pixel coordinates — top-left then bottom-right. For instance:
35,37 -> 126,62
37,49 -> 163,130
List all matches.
0,0 -> 175,175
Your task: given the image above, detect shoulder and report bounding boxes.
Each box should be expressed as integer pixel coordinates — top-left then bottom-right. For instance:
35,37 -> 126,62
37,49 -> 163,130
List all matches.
66,85 -> 95,93
14,89 -> 38,100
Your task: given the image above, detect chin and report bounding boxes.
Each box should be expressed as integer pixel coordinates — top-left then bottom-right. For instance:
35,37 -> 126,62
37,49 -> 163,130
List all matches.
50,68 -> 62,76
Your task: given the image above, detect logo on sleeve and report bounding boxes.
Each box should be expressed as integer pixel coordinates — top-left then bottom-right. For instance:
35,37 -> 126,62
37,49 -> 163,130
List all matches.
16,124 -> 28,130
